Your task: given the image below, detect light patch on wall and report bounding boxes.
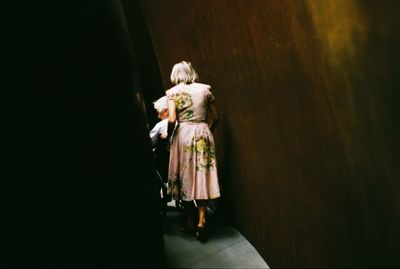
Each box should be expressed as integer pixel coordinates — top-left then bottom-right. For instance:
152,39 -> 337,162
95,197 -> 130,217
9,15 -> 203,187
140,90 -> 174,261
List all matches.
304,0 -> 372,171
305,0 -> 367,67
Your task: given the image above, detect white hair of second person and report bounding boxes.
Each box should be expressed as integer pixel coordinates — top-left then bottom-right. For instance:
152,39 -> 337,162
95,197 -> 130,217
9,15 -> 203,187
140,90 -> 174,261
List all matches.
153,96 -> 168,113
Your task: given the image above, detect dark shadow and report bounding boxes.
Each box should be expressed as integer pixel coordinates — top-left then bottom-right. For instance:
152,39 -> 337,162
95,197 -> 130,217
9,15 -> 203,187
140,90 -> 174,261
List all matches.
2,1 -> 165,267
121,0 -> 166,128
217,118 -> 235,224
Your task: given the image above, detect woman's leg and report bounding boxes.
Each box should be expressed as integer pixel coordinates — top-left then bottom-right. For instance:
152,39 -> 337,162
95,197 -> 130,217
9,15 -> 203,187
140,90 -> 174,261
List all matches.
196,200 -> 208,228
195,200 -> 208,242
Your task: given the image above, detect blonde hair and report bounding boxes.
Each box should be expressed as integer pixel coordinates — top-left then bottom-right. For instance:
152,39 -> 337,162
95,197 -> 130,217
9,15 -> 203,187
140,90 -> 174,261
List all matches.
153,96 -> 168,113
170,61 -> 199,85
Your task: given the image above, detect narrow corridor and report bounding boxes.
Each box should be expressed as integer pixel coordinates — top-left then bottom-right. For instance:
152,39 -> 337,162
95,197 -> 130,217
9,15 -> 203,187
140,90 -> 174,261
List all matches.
2,1 -> 399,267
163,202 -> 269,268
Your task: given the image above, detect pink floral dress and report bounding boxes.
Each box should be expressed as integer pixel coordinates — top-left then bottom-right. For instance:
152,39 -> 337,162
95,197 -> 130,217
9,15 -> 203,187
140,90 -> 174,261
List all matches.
166,83 -> 221,201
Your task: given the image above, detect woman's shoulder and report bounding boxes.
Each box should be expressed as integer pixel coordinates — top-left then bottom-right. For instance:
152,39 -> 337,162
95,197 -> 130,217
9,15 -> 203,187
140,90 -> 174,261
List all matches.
189,83 -> 212,95
192,82 -> 211,90
167,83 -> 211,96
166,84 -> 181,96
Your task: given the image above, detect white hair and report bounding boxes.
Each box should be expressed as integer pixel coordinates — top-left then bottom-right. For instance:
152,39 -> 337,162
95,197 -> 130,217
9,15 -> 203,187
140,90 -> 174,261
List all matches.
170,61 -> 199,85
153,96 -> 168,113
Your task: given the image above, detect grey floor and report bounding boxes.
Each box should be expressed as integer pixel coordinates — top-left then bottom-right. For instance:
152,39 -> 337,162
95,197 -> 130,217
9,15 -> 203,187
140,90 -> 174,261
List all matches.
163,201 -> 269,268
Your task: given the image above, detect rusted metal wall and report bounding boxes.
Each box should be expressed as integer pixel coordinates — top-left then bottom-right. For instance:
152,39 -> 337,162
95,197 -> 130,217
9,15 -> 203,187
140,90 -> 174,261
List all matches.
139,0 -> 400,267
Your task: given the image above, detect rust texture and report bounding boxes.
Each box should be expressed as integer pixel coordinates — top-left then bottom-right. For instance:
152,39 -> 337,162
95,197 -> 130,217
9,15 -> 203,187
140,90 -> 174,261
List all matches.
140,0 -> 400,267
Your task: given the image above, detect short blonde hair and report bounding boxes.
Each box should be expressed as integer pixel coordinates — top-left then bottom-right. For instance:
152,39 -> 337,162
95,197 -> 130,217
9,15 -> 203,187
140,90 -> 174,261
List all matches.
153,96 -> 168,113
170,61 -> 199,85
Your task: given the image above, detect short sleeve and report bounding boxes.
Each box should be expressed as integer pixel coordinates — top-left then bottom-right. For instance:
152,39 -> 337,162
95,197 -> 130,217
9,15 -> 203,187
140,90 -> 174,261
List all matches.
166,89 -> 174,101
206,87 -> 215,102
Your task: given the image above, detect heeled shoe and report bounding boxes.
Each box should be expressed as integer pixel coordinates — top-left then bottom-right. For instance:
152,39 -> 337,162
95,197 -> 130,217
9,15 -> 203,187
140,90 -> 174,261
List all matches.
196,226 -> 208,243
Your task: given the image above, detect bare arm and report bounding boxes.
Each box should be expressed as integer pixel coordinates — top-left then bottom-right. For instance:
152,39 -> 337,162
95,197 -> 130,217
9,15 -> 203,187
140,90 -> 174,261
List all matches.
168,99 -> 176,124
207,101 -> 219,133
167,98 -> 177,137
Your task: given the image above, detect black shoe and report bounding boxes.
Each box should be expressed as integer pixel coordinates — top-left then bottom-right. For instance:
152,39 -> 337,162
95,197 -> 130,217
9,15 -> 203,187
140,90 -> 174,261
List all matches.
196,226 -> 208,243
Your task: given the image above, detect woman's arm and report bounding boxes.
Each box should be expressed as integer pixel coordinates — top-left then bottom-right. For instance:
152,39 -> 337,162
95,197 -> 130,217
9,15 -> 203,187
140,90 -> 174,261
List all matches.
167,98 -> 177,136
168,99 -> 176,124
207,101 -> 219,133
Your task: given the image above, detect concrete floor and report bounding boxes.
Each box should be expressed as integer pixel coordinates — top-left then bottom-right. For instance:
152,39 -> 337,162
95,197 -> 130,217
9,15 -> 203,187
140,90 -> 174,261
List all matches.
162,201 -> 269,268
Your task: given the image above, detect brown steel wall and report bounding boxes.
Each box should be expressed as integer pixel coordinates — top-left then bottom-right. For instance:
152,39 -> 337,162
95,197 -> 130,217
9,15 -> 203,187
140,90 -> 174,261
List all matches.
139,0 -> 400,267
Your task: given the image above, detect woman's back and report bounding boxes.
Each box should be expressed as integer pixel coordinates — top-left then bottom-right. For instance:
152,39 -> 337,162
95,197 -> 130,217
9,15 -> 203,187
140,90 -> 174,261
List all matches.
166,61 -> 220,242
166,83 -> 214,123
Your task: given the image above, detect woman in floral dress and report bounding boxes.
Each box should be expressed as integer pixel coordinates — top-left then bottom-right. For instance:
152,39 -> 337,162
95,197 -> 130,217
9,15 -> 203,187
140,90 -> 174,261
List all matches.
166,61 -> 220,242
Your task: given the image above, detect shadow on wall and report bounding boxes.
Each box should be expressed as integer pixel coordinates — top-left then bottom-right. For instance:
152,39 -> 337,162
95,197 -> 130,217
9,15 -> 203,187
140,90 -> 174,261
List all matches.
216,117 -> 238,223
121,0 -> 166,128
2,1 -> 164,267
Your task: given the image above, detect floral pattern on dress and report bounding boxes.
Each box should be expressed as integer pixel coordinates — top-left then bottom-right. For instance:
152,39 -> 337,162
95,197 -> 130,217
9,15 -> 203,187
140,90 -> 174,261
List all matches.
173,92 -> 194,120
168,176 -> 186,200
185,136 -> 216,171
